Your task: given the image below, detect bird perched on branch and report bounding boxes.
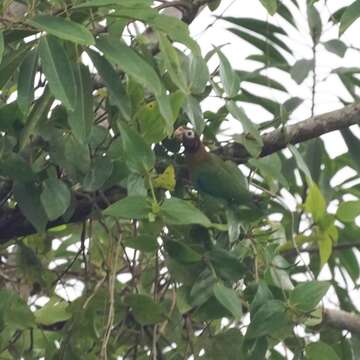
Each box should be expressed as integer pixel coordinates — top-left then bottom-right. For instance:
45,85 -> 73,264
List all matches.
174,127 -> 254,207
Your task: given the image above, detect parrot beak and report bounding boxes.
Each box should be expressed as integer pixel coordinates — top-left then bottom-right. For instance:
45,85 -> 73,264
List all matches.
174,127 -> 185,141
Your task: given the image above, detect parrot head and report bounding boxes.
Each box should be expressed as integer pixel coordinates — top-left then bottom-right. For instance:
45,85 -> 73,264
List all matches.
174,127 -> 202,153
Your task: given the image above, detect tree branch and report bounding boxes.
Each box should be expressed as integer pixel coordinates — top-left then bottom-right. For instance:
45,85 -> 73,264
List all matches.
323,308 -> 360,334
217,102 -> 360,163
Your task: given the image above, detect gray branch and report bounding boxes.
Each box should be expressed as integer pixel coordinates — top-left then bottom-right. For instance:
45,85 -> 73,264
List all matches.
323,308 -> 360,334
217,102 -> 360,163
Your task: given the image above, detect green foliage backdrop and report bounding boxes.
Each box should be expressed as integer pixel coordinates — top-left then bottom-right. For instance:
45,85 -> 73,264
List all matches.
0,0 -> 360,359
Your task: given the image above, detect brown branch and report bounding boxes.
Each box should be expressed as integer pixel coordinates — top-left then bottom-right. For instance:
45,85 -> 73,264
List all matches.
217,102 -> 360,163
323,308 -> 360,334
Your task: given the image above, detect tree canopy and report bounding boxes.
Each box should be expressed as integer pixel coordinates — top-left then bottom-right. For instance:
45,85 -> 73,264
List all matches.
0,0 -> 360,359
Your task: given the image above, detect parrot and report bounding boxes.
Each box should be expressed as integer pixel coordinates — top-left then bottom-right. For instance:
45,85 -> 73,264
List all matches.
174,126 -> 254,206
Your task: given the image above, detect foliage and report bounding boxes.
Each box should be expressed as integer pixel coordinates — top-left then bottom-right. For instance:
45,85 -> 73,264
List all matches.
0,0 -> 359,359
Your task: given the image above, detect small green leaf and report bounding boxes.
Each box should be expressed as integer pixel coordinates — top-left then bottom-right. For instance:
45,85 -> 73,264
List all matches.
13,182 -> 48,233
0,289 -> 35,329
34,298 -> 72,325
103,196 -> 151,219
123,234 -> 157,253
260,0 -> 278,15
188,53 -> 209,94
289,281 -> 330,312
246,300 -> 289,339
337,201 -> 360,222
74,0 -> 151,8
213,283 -> 242,320
119,123 -> 155,173
165,240 -> 202,263
318,232 -> 333,267
96,37 -> 172,122
291,58 -> 314,84
40,177 -> 71,221
126,294 -> 165,325
340,0 -> 360,35
87,49 -> 131,121
158,32 -> 188,93
160,197 -> 211,227
307,4 -> 322,43
28,15 -> 95,45
183,95 -> 204,134
216,48 -> 240,97
306,341 -> 340,360
67,64 -> 93,144
39,36 -> 77,111
17,48 -> 38,115
305,182 -> 326,222
323,39 -> 347,57
82,156 -> 113,192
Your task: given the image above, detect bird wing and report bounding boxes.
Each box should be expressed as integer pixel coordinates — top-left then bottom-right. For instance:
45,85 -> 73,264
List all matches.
191,154 -> 252,203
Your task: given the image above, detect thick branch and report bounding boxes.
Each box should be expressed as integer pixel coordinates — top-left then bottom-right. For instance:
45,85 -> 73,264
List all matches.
323,308 -> 360,334
217,103 -> 360,163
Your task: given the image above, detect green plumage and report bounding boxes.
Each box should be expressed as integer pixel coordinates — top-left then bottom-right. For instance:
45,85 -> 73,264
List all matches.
190,154 -> 252,205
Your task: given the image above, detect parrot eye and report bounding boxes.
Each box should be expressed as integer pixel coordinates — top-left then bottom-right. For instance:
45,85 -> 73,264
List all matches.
186,130 -> 195,138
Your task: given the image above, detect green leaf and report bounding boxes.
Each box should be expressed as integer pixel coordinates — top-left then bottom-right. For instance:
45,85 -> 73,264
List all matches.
28,15 -> 95,45
34,298 -> 72,325
188,53 -> 209,94
67,64 -> 93,144
306,341 -> 340,360
0,152 -> 34,182
307,4 -> 322,43
337,201 -> 360,222
82,156 -> 113,191
160,197 -> 211,227
190,270 -> 217,306
123,234 -> 157,253
207,329 -> 243,360
17,48 -> 38,115
216,48 -> 240,97
40,177 -> 71,221
246,300 -> 289,339
340,0 -> 360,35
119,123 -> 155,173
213,283 -> 242,320
158,32 -> 188,93
305,182 -> 326,222
165,240 -> 202,263
289,145 -> 312,182
0,31 -> 4,64
323,39 -> 347,57
0,43 -> 31,89
183,95 -> 204,134
103,196 -> 151,219
289,281 -> 330,312
87,49 -> 131,121
260,0 -> 277,15
341,128 -> 360,172
39,36 -> 77,111
126,294 -> 165,325
318,231 -> 333,267
96,37 -> 172,122
13,182 -> 48,233
291,58 -> 314,84
0,289 -> 35,329
74,0 -> 151,8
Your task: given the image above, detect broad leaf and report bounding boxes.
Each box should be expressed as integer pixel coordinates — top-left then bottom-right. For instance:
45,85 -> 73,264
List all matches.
28,15 -> 95,45
160,197 -> 211,227
213,283 -> 242,320
39,36 -> 77,111
289,281 -> 330,312
103,196 -> 151,219
40,177 -> 71,221
67,64 -> 93,144
340,0 -> 360,35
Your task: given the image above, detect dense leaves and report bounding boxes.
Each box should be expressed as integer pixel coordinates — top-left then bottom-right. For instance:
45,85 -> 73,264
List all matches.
0,0 -> 359,359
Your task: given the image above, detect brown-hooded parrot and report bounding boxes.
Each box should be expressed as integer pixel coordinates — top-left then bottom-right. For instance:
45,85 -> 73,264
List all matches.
174,127 -> 254,206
